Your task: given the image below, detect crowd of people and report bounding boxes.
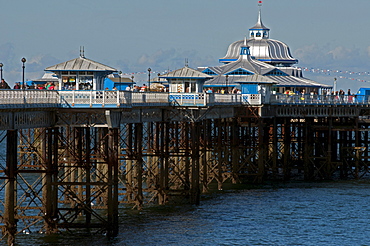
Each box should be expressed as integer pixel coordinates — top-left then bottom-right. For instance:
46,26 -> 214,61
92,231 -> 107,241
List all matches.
204,87 -> 241,94
0,79 -> 56,90
283,88 -> 355,103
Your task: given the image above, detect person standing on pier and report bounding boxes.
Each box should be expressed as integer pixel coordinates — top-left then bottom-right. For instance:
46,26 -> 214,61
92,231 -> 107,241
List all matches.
0,79 -> 10,89
13,82 -> 21,89
339,89 -> 345,102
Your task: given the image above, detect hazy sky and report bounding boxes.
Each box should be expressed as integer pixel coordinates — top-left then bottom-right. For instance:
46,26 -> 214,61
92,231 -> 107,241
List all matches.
1,0 -> 370,91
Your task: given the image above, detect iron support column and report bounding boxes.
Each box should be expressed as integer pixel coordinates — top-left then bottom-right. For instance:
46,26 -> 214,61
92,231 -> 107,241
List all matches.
4,130 -> 18,245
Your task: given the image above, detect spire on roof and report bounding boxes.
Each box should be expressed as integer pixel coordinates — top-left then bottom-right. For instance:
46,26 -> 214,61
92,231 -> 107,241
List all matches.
249,2 -> 270,40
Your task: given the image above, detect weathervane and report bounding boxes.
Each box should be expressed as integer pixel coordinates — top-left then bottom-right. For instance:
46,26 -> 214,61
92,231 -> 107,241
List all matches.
258,0 -> 262,7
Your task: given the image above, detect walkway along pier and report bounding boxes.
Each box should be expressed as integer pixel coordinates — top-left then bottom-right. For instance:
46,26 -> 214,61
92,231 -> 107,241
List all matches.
1,90 -> 370,244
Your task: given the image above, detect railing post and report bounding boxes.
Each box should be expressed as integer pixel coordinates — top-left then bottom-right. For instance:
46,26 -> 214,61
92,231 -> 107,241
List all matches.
102,90 -> 106,107
90,90 -> 93,107
72,90 -> 75,106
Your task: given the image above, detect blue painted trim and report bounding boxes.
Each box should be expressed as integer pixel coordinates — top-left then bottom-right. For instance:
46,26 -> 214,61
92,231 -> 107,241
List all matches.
258,59 -> 298,62
202,68 -> 218,75
219,59 -> 238,63
164,77 -> 208,79
226,68 -> 254,76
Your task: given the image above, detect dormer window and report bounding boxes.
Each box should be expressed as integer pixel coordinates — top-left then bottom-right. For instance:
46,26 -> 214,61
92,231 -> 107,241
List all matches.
251,32 -> 254,37
240,47 -> 251,56
256,32 -> 261,37
263,31 -> 268,38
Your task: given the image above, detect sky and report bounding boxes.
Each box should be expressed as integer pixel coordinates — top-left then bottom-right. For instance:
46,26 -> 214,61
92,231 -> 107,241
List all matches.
1,0 -> 370,92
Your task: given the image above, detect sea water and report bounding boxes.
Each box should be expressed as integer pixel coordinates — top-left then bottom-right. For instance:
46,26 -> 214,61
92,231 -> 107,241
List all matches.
10,180 -> 370,246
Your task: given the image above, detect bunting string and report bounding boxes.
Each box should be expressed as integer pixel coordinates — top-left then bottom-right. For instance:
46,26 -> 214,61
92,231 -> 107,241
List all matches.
299,67 -> 370,83
121,70 -> 170,76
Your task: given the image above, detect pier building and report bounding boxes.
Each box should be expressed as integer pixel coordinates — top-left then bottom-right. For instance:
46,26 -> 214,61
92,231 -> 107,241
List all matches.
159,65 -> 212,93
45,53 -> 117,90
0,5 -> 369,246
213,8 -> 330,94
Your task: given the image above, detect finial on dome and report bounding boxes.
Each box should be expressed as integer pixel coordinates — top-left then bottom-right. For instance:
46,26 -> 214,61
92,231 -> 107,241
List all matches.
249,1 -> 270,40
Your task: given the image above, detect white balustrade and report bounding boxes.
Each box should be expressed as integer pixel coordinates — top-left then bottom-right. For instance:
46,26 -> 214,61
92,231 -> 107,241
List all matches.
0,89 -> 283,109
270,94 -> 362,105
213,94 -> 240,103
58,90 -> 131,108
0,90 -> 58,108
169,93 -> 207,106
131,92 -> 170,106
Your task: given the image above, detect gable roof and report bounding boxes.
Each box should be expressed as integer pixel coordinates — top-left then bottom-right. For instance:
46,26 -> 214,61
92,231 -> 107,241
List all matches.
160,66 -> 212,79
45,56 -> 117,72
204,74 -> 276,86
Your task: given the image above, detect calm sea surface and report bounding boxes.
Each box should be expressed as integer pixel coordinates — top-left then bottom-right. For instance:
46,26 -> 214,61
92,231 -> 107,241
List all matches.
11,180 -> 370,246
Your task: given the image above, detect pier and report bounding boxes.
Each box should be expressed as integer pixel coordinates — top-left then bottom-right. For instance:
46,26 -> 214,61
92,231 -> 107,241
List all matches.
1,90 -> 370,244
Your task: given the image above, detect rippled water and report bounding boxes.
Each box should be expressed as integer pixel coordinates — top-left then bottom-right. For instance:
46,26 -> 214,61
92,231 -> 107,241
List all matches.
12,180 -> 370,246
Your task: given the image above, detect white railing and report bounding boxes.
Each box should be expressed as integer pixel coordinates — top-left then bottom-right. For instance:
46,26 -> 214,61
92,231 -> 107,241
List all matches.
0,90 -> 265,109
58,90 -> 131,108
131,92 -> 170,106
169,93 -> 207,106
208,93 -> 245,105
0,89 -> 59,108
270,94 -> 364,105
240,94 -> 262,105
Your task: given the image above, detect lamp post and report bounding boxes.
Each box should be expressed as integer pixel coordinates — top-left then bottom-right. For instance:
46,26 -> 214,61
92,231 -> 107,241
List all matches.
333,77 -> 337,93
21,57 -> 26,90
225,74 -> 229,93
148,68 -> 151,92
119,71 -> 122,84
131,75 -> 134,90
0,63 -> 3,81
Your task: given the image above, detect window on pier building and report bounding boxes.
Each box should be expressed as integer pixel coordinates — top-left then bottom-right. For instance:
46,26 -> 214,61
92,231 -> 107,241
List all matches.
202,68 -> 217,76
264,69 -> 288,76
171,78 -> 197,93
226,68 -> 254,76
62,76 -> 76,90
61,71 -> 94,90
78,72 -> 93,90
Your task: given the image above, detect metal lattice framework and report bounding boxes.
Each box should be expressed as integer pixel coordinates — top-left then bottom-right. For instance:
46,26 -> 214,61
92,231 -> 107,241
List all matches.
2,105 -> 370,244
